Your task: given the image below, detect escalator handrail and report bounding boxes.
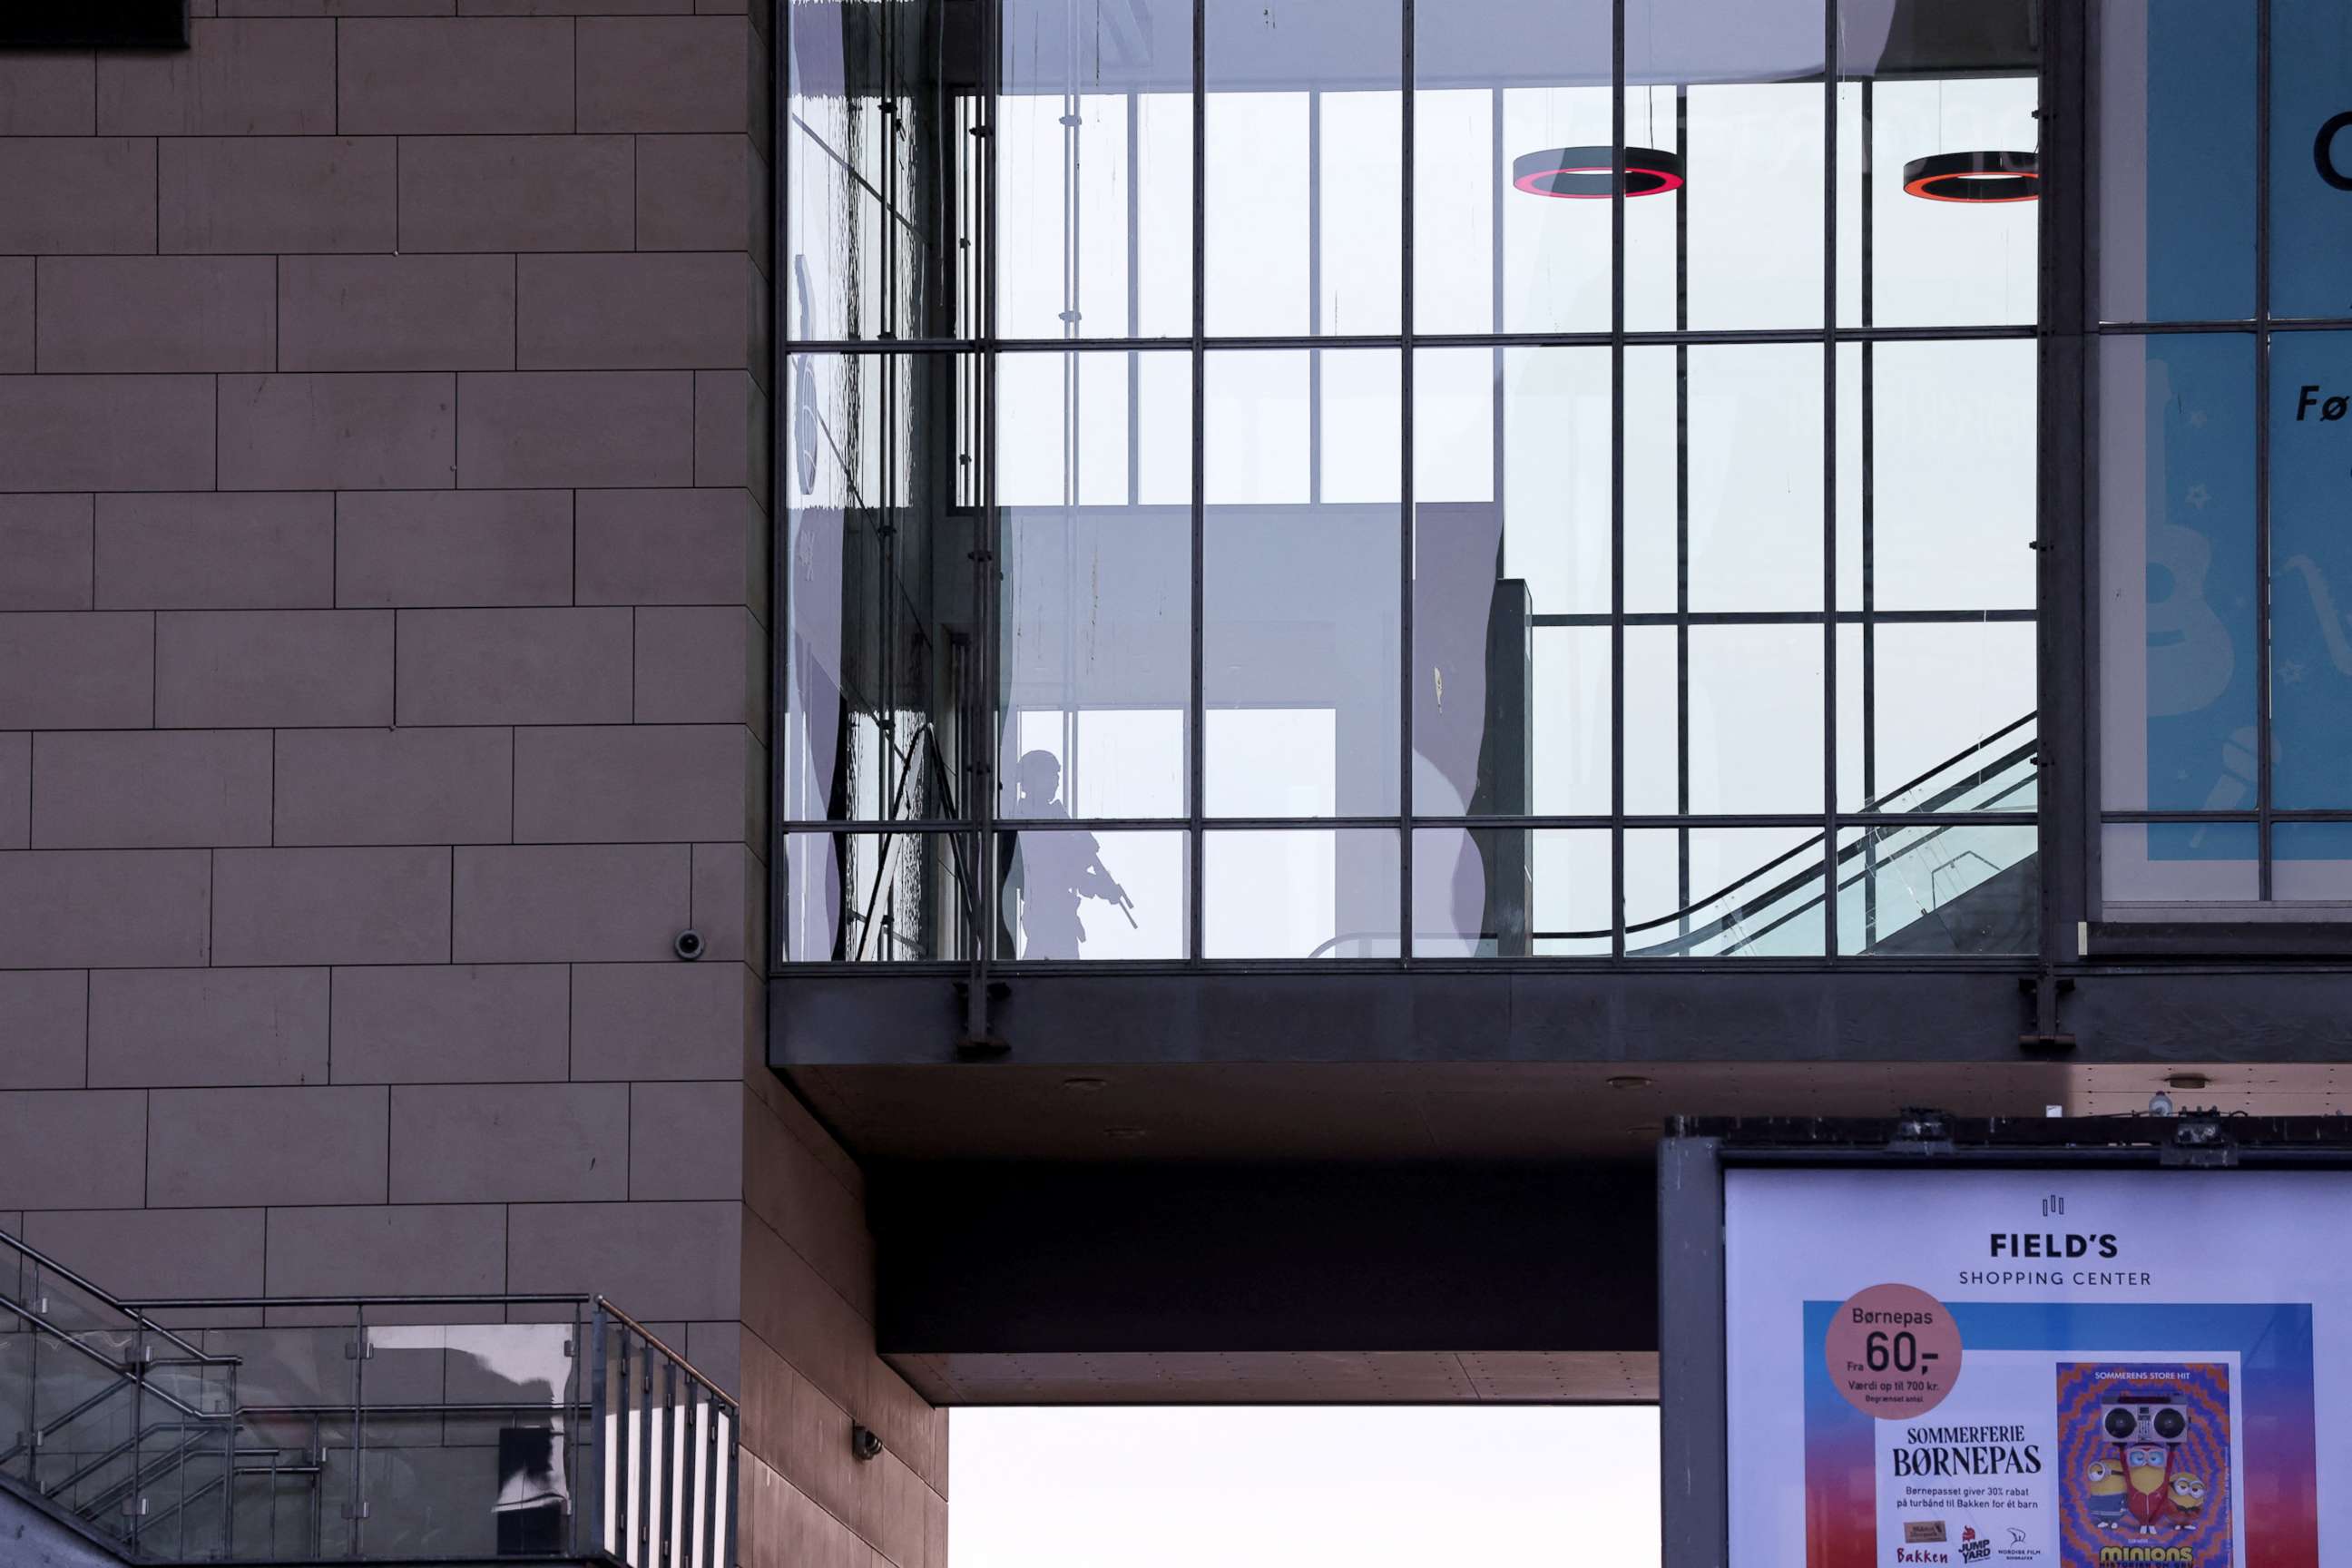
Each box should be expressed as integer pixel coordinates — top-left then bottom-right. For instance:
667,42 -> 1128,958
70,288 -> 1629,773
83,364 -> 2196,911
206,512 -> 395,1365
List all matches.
1609,746 -> 2037,954
1535,720 -> 2039,950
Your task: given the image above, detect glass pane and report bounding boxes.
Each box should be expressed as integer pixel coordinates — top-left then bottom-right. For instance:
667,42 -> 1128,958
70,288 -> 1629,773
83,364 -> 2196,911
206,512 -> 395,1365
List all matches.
781,830 -> 975,962
1838,0 -> 2040,331
1838,821 -> 2037,955
2270,0 -> 2352,319
1203,0 -> 1403,338
1632,0 -> 1827,332
1625,826 -> 1827,957
786,0 -> 973,341
1858,338 -> 2036,612
2098,0 -> 2257,324
1630,344 -> 1824,613
1415,347 -> 1609,818
1416,0 -> 1612,334
1626,624 -> 1824,816
2102,820 -> 2259,903
999,350 -> 1191,819
1623,624 -> 1679,812
782,352 -> 979,824
1000,0 -> 1193,339
999,828 -> 1188,960
1205,350 -> 1401,818
1839,622 -> 2038,813
2268,331 -> 2352,808
1204,829 -> 1400,958
1413,826 -> 1611,957
2097,334 -> 2259,814
1530,627 -> 1612,816
1416,346 -> 1612,617
2273,822 -> 2352,901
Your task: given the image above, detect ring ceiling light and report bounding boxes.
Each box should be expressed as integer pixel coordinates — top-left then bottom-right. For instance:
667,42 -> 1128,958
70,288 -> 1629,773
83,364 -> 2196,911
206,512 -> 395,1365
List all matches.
1512,145 -> 1684,200
1902,150 -> 2039,203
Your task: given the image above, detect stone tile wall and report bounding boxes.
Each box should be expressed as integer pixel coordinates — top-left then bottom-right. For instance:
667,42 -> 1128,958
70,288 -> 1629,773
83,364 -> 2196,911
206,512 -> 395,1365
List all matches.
0,7 -> 938,1564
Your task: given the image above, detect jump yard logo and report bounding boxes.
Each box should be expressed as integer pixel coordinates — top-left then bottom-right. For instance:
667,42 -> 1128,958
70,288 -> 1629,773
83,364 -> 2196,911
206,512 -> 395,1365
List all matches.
1958,1525 -> 1992,1564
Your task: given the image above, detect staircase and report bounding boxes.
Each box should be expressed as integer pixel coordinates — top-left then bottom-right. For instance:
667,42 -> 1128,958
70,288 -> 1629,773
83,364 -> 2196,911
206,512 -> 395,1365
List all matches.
0,1231 -> 739,1565
0,1237 -> 239,1561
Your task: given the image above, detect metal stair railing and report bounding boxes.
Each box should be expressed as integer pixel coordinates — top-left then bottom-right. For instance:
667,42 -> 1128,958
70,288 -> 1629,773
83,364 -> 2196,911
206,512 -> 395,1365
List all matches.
0,1221 -> 740,1565
107,1289 -> 742,1566
0,1232 -> 241,1561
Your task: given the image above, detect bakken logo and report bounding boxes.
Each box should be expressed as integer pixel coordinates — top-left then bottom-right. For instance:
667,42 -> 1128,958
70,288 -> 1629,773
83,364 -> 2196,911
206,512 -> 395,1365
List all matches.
1896,1551 -> 1950,1565
2097,1549 -> 2192,1564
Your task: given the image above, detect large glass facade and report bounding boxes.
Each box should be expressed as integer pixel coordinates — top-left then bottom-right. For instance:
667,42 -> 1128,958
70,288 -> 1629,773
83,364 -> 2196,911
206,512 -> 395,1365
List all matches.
780,0 -> 2043,964
2097,0 -> 2352,909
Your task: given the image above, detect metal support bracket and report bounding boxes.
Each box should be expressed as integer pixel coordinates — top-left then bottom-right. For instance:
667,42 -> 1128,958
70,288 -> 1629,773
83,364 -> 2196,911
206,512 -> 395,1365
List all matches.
2161,1118 -> 2239,1170
954,979 -> 1012,1059
2018,969 -> 2076,1052
1885,1106 -> 1958,1156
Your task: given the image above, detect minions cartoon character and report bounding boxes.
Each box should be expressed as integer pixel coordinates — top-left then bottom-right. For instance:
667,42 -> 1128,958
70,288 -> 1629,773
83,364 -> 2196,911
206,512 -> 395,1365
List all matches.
2167,1473 -> 2208,1530
2084,1459 -> 2129,1528
2124,1443 -> 2174,1532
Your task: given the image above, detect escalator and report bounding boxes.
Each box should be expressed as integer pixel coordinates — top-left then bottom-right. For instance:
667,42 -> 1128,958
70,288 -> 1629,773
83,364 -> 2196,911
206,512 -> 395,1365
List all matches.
1587,712 -> 2040,958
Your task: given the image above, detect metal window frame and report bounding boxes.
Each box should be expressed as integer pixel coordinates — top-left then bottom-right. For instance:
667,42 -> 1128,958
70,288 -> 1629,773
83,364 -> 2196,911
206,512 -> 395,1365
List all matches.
771,0 -> 2056,975
2081,0 -> 2352,929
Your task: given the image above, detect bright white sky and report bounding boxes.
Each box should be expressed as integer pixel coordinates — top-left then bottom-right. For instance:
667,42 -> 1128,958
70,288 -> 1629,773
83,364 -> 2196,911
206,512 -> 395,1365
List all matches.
947,1406 -> 1661,1567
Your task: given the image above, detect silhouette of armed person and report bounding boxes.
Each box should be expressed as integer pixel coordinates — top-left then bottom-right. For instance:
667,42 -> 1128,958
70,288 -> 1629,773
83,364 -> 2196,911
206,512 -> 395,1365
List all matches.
1011,750 -> 1130,959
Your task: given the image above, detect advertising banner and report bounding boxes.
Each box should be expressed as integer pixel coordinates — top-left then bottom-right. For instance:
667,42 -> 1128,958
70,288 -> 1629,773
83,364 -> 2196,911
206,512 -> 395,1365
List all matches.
1723,1170 -> 2333,1568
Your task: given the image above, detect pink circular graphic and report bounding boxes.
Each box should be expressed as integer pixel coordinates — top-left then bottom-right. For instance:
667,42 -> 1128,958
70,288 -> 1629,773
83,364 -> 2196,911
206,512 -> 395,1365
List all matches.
1823,1283 -> 1964,1419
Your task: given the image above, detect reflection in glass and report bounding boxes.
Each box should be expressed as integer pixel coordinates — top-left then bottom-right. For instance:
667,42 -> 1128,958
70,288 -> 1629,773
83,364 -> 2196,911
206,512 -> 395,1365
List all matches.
782,831 -> 975,961
1203,0 -> 1402,338
2099,0 -> 2256,324
1837,821 -> 2037,955
1413,827 -> 1610,957
787,0 -> 974,342
2268,332 -> 2352,808
1000,0 -> 1193,339
1625,827 -> 1826,957
999,350 -> 1191,818
783,352 -> 979,825
1205,829 -> 1400,958
1000,828 -> 1187,960
2096,334 -> 2259,815
1205,351 -> 1401,818
2102,822 -> 2259,904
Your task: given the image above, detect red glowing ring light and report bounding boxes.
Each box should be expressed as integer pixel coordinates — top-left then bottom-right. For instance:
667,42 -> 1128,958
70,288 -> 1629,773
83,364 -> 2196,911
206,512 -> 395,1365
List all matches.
1513,145 -> 1684,200
1902,150 -> 2040,203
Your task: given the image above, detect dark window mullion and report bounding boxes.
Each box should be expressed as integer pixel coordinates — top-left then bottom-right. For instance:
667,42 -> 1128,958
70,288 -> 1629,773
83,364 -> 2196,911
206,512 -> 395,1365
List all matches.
2254,0 -> 2276,898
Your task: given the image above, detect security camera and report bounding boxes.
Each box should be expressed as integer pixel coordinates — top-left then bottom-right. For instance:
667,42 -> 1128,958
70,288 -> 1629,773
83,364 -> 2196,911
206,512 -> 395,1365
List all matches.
850,1425 -> 883,1463
673,930 -> 705,962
